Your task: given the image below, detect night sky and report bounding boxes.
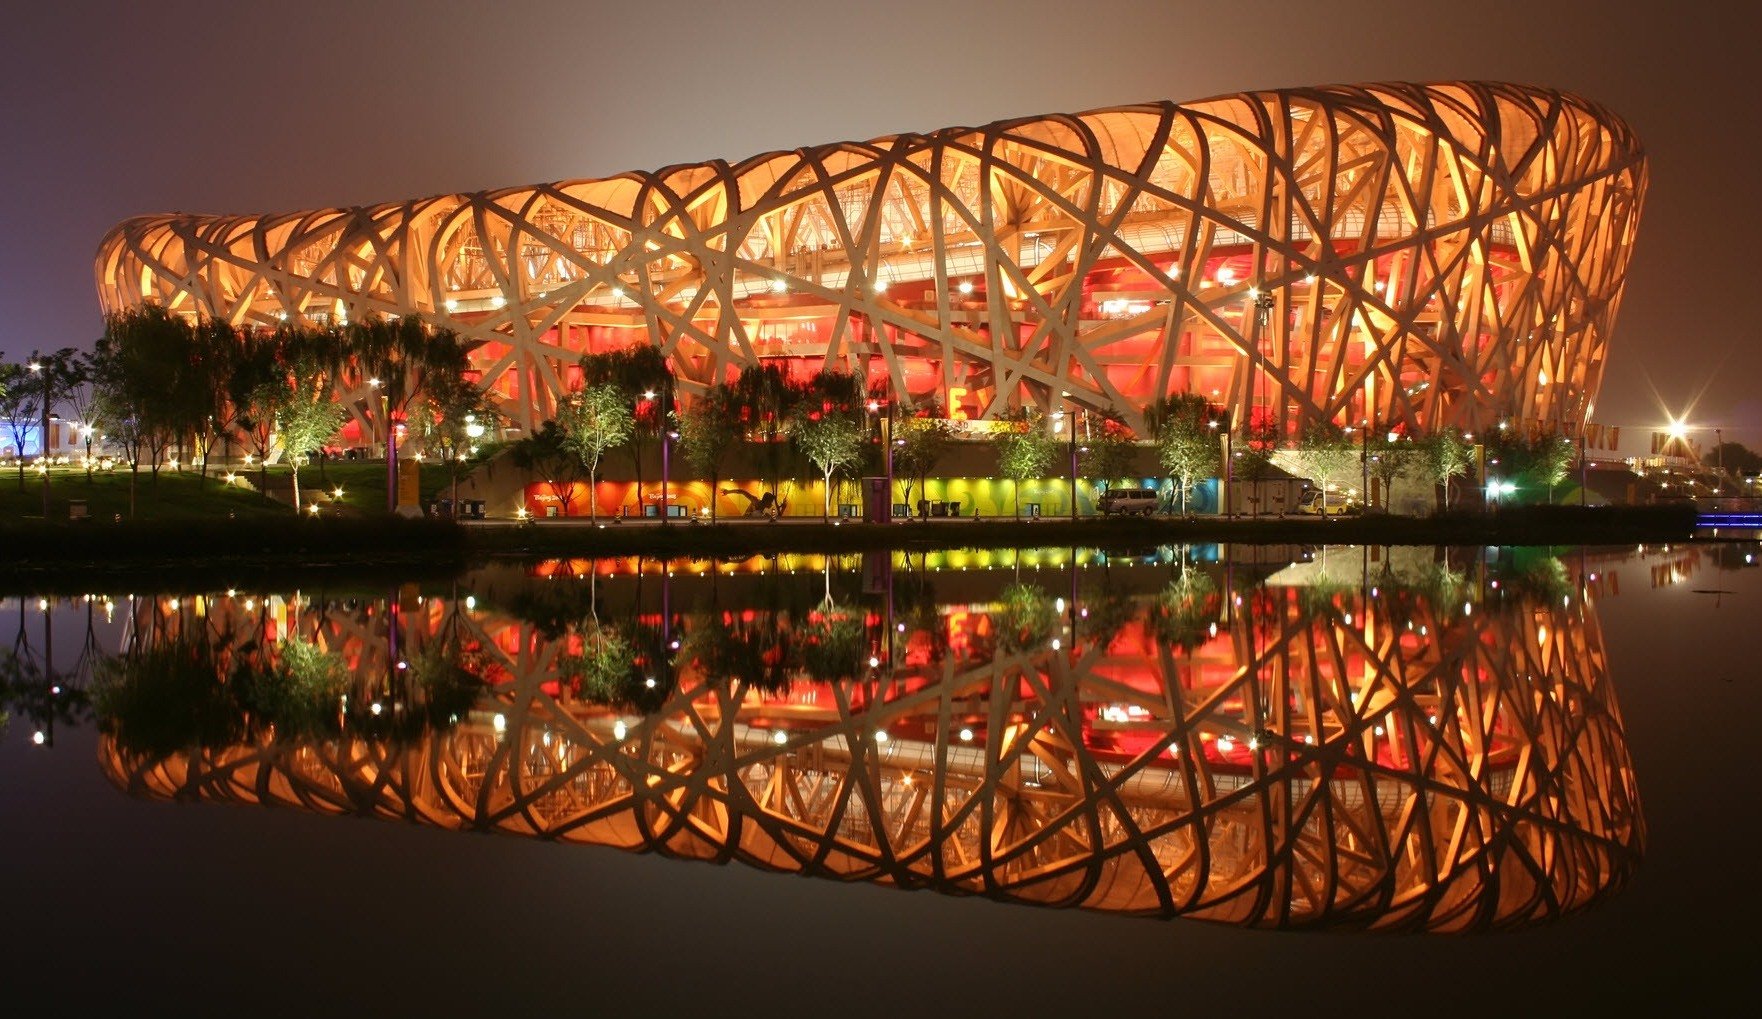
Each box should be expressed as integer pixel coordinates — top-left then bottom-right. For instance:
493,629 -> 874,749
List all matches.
3,0 -> 1757,449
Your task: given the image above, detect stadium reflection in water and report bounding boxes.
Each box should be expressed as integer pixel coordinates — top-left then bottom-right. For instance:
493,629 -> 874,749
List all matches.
94,546 -> 1642,931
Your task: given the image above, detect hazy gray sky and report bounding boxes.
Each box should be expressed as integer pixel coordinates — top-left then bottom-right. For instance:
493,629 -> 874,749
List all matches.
3,0 -> 1756,446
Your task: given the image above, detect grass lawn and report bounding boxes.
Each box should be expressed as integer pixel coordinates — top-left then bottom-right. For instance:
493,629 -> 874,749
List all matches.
0,460 -> 465,521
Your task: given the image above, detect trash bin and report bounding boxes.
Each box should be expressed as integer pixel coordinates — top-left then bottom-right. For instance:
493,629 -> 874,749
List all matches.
68,499 -> 88,520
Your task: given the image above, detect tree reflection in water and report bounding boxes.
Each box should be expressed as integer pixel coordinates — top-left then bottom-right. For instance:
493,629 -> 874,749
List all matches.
82,546 -> 1642,932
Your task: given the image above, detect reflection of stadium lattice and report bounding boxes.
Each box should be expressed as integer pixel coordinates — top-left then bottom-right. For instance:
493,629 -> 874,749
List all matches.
101,569 -> 1640,930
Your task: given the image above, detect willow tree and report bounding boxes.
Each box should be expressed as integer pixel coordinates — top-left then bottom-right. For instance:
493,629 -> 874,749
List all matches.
732,362 -> 801,495
344,315 -> 475,513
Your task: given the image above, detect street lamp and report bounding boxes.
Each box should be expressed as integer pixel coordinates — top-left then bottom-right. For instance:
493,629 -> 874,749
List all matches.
28,357 -> 51,517
367,377 -> 396,513
1052,398 -> 1079,521
1208,413 -> 1233,517
642,387 -> 674,525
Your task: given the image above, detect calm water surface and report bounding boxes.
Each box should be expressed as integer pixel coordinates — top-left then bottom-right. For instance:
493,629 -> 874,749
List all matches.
2,543 -> 1756,1014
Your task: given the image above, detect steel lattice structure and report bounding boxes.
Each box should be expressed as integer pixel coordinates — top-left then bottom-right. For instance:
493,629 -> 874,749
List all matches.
95,82 -> 1644,439
101,560 -> 1641,930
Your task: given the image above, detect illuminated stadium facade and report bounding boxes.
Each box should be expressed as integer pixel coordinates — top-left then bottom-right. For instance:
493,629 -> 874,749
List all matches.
96,81 -> 1645,439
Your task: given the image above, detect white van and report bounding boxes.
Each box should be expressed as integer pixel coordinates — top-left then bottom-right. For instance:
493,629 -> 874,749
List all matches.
1099,487 -> 1159,516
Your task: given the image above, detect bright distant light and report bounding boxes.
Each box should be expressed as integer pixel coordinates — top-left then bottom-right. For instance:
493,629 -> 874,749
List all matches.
1667,418 -> 1688,441
770,278 -> 788,294
874,730 -> 890,743
958,728 -> 974,742
957,280 -> 975,294
772,729 -> 789,745
613,720 -> 627,741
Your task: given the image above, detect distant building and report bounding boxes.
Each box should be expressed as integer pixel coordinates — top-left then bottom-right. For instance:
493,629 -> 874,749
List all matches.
1,419 -> 81,459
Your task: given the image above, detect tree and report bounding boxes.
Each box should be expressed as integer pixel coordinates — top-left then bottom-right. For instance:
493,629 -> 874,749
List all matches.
994,408 -> 1055,517
1485,430 -> 1576,504
92,306 -> 195,512
1366,432 -> 1421,510
510,420 -> 585,517
1287,420 -> 1356,511
1145,394 -> 1220,515
790,369 -> 867,519
678,383 -> 740,522
60,353 -> 102,481
1080,414 -> 1138,494
732,362 -> 802,495
892,413 -> 954,510
230,326 -> 294,498
0,361 -> 33,489
557,384 -> 634,520
410,369 -> 504,516
994,582 -> 1056,653
1710,441 -> 1762,477
1424,427 -> 1475,510
1235,412 -> 1281,516
191,317 -> 245,484
344,315 -> 475,512
274,339 -> 349,512
580,344 -> 675,501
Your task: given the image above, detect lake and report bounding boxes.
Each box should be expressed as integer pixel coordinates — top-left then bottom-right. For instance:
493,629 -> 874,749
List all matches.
2,542 -> 1756,1014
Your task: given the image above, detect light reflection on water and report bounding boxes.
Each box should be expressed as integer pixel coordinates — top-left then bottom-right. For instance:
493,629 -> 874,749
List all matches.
0,543 -> 1690,931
